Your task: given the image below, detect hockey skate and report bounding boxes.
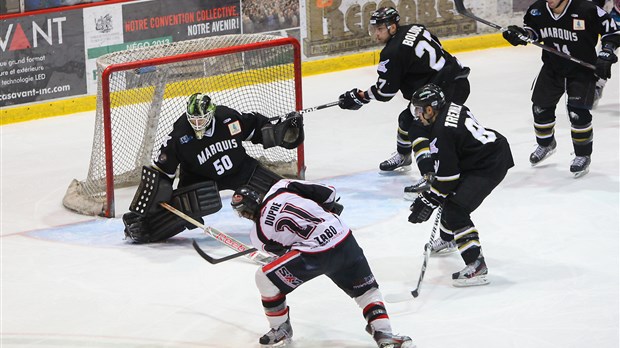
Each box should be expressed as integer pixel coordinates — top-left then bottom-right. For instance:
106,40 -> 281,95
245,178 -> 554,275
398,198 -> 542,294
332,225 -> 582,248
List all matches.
403,175 -> 433,200
259,316 -> 293,347
452,255 -> 489,287
379,152 -> 412,173
428,238 -> 457,255
529,139 -> 557,166
366,325 -> 415,348
570,155 -> 591,178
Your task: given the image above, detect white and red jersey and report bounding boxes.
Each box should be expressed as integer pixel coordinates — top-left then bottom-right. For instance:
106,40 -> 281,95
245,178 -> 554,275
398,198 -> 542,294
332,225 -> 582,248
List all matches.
250,180 -> 351,254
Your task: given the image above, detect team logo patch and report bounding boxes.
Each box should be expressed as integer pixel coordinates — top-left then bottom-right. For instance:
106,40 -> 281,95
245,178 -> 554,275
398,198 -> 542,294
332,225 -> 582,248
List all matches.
573,19 -> 585,30
180,135 -> 192,144
377,59 -> 390,73
275,267 -> 303,288
530,9 -> 541,16
228,121 -> 241,136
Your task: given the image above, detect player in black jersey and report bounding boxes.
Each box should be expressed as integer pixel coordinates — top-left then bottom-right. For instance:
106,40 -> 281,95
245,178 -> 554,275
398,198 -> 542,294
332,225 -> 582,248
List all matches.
407,84 -> 514,287
337,7 -> 471,183
122,93 -> 304,243
503,0 -> 620,177
593,0 -> 620,105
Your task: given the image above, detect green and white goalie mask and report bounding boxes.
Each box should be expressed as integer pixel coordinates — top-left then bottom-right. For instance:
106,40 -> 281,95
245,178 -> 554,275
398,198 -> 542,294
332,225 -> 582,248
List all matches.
187,93 -> 216,139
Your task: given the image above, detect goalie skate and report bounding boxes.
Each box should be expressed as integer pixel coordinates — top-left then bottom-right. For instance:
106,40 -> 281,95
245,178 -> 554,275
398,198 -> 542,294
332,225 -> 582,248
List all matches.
379,152 -> 412,173
452,255 -> 489,287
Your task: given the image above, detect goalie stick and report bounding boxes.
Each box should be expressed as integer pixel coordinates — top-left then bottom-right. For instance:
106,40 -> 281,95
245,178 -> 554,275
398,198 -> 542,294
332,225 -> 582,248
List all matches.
384,206 -> 443,303
160,202 -> 273,265
453,0 -> 596,70
268,101 -> 340,121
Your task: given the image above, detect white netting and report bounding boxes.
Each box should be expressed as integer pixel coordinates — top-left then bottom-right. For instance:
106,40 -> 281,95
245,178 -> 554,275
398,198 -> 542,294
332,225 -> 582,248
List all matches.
63,34 -> 301,217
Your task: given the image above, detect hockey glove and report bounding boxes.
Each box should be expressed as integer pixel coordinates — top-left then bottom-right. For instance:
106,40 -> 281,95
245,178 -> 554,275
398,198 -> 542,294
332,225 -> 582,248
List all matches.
502,25 -> 529,46
596,47 -> 618,80
338,88 -> 370,110
264,242 -> 290,257
408,191 -> 442,224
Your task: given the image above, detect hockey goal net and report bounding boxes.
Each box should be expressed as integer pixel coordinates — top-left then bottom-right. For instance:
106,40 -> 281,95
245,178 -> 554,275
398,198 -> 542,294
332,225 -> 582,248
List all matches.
63,34 -> 303,218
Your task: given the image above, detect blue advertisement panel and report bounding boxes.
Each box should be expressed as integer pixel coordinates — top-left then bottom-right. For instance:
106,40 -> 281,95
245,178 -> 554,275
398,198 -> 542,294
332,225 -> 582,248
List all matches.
0,10 -> 86,107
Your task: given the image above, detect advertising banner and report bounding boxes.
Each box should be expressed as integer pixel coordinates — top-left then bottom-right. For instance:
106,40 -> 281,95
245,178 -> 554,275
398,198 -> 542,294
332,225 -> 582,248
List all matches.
301,0 -> 477,58
0,10 -> 86,107
122,0 -> 240,43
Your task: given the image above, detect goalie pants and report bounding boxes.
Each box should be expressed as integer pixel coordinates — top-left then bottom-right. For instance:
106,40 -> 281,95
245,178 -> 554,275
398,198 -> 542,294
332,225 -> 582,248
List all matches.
441,138 -> 514,264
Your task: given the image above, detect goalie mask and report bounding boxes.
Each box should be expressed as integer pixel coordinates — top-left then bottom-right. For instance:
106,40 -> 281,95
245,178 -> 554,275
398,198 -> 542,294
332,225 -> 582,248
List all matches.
187,93 -> 216,139
231,186 -> 262,220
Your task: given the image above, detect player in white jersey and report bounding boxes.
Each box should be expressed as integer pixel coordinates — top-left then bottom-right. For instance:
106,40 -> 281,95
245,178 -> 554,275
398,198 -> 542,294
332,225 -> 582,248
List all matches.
231,180 -> 414,348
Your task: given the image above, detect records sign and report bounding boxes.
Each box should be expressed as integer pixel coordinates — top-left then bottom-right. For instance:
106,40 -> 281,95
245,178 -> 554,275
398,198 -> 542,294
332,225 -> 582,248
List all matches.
0,10 -> 86,107
302,0 -> 477,57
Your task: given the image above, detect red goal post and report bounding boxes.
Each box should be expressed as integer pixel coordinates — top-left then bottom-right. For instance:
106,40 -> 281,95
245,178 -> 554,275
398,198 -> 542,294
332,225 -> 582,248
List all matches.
63,34 -> 303,218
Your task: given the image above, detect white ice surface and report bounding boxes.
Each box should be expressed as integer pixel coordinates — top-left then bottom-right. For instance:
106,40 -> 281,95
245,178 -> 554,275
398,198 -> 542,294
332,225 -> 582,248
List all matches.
1,45 -> 619,348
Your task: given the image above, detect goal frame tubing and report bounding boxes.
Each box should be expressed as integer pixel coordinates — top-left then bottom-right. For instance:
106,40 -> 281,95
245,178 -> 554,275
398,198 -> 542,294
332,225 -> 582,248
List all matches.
100,37 -> 303,217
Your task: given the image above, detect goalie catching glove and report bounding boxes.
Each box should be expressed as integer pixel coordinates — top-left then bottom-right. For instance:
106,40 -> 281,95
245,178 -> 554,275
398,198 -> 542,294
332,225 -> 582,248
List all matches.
408,190 -> 443,224
261,111 -> 304,149
338,88 -> 370,110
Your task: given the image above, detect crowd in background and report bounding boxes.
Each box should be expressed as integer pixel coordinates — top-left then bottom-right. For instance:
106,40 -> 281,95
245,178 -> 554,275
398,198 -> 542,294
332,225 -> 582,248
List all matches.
242,0 -> 299,33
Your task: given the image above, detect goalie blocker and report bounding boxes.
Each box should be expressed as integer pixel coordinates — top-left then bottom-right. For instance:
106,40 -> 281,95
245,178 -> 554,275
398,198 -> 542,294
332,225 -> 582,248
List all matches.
123,166 -> 222,243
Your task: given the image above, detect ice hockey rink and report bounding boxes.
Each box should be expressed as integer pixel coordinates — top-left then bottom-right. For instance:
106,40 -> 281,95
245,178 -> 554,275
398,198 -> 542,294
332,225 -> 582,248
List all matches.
2,44 -> 619,348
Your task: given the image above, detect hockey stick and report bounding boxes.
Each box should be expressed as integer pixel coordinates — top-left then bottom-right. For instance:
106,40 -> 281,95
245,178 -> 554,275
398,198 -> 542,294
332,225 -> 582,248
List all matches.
411,206 -> 443,298
160,202 -> 272,265
268,101 -> 340,121
191,239 -> 257,264
453,0 -> 596,70
384,206 -> 444,303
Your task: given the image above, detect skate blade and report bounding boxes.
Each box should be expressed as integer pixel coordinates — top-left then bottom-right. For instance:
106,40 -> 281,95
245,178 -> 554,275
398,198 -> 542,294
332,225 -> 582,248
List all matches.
452,275 -> 490,287
403,192 -> 417,201
260,338 -> 292,347
378,165 -> 412,176
430,248 -> 458,256
572,168 -> 589,178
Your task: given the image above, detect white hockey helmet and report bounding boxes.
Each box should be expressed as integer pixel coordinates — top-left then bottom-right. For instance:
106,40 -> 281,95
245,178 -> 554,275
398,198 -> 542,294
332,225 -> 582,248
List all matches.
187,93 -> 216,139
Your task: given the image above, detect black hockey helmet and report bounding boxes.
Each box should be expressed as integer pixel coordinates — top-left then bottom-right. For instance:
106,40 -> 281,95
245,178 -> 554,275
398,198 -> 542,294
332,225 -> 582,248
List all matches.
231,185 -> 262,220
410,84 -> 446,122
187,93 -> 216,139
369,7 -> 400,27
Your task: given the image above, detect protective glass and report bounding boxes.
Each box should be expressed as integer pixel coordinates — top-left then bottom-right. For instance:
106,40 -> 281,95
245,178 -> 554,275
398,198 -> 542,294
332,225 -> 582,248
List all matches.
410,104 -> 424,121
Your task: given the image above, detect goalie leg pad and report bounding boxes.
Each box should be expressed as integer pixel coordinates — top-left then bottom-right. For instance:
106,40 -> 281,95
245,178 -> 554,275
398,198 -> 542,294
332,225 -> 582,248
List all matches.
247,165 -> 284,195
172,181 -> 222,216
129,166 -> 173,216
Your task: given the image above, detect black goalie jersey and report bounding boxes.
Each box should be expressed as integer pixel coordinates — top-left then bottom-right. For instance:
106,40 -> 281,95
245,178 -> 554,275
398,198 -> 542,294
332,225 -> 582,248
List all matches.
524,0 -> 620,75
429,104 -> 514,197
154,106 -> 270,188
